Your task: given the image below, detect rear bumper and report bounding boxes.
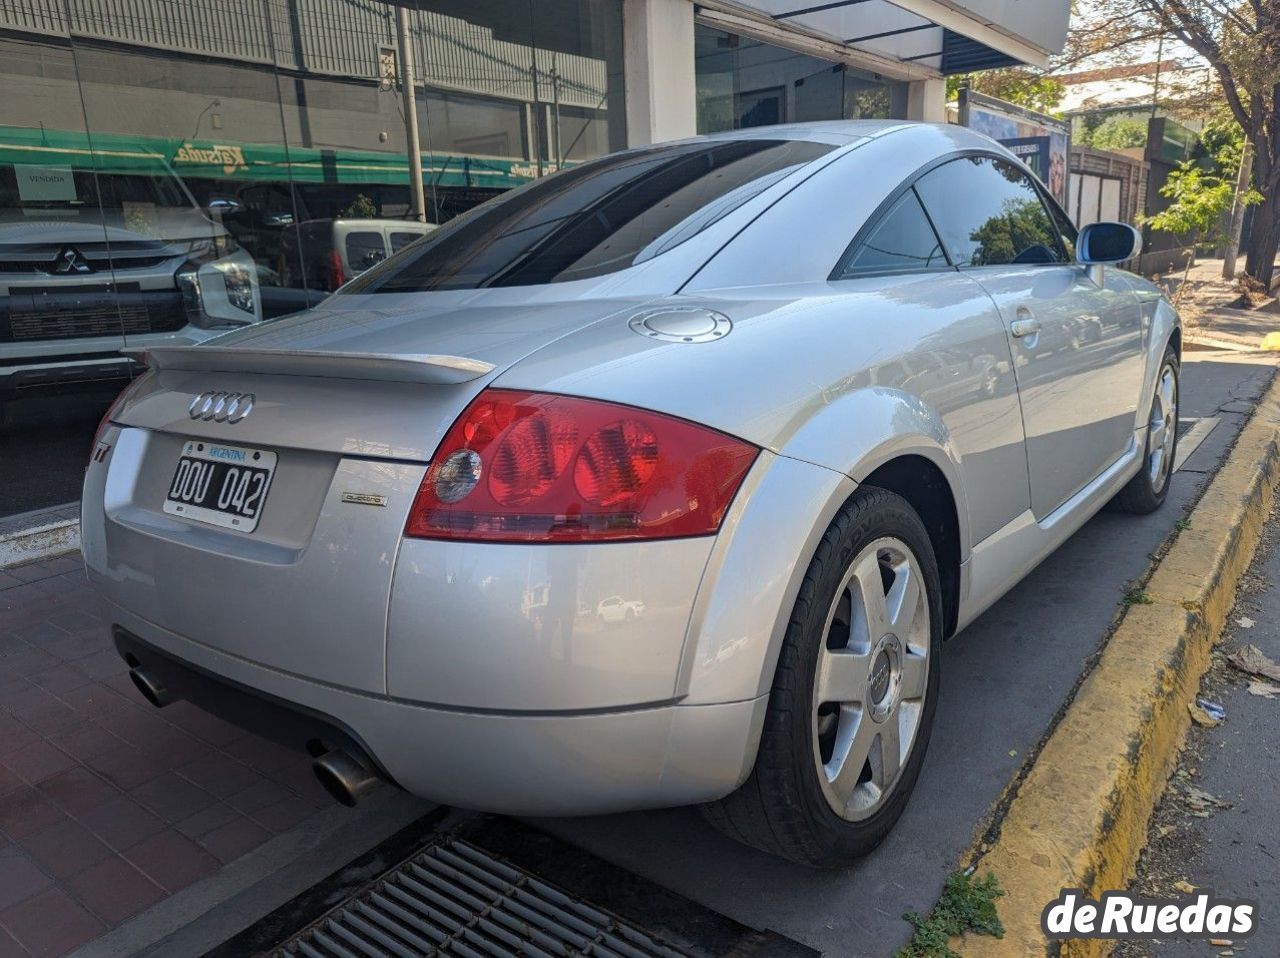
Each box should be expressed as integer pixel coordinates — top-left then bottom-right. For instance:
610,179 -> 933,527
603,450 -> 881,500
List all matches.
106,601 -> 768,816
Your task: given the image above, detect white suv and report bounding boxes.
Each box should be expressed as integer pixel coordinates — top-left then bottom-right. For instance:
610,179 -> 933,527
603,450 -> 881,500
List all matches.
0,164 -> 260,422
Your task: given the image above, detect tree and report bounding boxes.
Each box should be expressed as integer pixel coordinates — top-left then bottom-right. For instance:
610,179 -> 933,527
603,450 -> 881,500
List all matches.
947,69 -> 1066,114
1079,115 -> 1151,150
1071,2 -> 1280,287
1144,159 -> 1261,300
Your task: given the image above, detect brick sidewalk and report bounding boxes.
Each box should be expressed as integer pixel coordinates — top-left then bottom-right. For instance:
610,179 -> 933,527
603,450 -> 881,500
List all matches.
0,555 -> 332,957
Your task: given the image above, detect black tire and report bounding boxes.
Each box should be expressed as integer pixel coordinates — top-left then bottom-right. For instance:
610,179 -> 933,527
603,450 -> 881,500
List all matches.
701,487 -> 943,867
1111,346 -> 1180,515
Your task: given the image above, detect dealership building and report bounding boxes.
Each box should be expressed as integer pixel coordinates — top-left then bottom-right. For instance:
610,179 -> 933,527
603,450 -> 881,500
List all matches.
0,0 -> 1068,438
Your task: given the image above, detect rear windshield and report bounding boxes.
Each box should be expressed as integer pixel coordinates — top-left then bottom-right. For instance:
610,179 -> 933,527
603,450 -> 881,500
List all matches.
342,139 -> 833,293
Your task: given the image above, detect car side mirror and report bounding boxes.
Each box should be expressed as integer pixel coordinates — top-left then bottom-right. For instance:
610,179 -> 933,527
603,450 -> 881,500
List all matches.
206,197 -> 245,218
1078,222 -> 1142,285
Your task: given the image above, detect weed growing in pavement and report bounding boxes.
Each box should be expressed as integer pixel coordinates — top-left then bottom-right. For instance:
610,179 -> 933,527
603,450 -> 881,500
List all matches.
896,871 -> 1005,957
1176,518 -> 1192,531
1124,588 -> 1155,606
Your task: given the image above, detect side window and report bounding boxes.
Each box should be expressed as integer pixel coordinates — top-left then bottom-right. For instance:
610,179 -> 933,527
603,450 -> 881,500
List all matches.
915,156 -> 1069,268
838,189 -> 949,277
390,231 -> 423,253
345,232 -> 387,274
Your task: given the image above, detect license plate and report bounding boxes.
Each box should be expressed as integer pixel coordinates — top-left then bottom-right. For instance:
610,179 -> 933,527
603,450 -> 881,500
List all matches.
162,440 -> 276,532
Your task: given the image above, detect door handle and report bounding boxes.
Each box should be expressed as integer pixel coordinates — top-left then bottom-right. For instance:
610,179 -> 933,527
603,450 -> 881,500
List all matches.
1010,317 -> 1041,338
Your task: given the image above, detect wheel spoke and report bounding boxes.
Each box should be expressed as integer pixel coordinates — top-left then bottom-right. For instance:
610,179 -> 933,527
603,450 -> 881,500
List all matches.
872,716 -> 902,791
1149,418 -> 1167,453
885,561 -> 920,632
900,650 -> 928,700
816,648 -> 870,705
1159,372 -> 1176,415
829,707 -> 875,799
852,551 -> 891,642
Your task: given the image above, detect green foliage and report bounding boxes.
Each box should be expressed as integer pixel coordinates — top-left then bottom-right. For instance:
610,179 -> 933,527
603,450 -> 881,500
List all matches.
343,193 -> 377,218
948,69 -> 1065,115
1142,161 -> 1260,245
896,871 -> 1005,958
1078,116 -> 1149,152
1123,588 -> 1154,606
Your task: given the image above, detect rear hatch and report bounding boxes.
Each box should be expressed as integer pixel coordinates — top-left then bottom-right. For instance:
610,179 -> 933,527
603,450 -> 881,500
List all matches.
88,294 -> 654,694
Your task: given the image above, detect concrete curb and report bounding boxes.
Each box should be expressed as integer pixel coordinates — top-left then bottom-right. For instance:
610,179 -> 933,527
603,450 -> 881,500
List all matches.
0,507 -> 80,570
954,372 -> 1280,957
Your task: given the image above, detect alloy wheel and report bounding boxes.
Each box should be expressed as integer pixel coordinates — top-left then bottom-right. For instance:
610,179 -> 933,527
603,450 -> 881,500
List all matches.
812,537 -> 931,822
1147,363 -> 1178,493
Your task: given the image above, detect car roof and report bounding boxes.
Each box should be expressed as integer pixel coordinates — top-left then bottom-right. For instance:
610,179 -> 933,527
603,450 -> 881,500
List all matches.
693,119 -> 1010,156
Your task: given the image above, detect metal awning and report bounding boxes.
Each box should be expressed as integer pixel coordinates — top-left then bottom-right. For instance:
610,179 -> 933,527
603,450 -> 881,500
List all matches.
703,0 -> 1068,76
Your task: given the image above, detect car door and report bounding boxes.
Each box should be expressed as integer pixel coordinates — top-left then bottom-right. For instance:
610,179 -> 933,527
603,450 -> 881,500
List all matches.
914,155 -> 1145,520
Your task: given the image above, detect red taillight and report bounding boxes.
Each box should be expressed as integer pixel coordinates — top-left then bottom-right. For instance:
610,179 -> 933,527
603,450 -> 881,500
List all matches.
328,249 -> 345,291
406,389 -> 758,543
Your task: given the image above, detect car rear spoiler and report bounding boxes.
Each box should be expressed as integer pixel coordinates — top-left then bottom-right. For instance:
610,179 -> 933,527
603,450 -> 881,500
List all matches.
123,345 -> 495,385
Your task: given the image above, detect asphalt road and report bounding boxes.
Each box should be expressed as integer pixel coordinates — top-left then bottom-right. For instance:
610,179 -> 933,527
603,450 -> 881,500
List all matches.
0,397 -> 109,517
1120,497 -> 1280,956
526,350 -> 1278,956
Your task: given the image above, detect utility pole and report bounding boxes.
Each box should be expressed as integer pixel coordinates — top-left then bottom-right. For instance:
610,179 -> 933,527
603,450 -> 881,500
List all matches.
1223,139 -> 1253,281
396,4 -> 426,223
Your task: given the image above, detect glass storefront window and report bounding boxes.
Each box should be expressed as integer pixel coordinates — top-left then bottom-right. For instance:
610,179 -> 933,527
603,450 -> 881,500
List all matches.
694,24 -> 908,133
0,0 -> 625,518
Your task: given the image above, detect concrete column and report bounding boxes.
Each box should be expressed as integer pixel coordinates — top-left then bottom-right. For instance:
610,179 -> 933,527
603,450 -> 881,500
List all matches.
624,0 -> 696,146
906,77 -> 947,123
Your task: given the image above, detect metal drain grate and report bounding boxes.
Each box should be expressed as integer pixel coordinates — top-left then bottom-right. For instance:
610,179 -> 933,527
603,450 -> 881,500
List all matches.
274,837 -> 693,958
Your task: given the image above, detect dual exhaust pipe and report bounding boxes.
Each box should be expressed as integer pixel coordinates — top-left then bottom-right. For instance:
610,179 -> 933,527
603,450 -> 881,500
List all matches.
127,664 -> 385,807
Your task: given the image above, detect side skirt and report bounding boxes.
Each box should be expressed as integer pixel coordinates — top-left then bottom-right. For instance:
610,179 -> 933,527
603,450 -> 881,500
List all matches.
955,434 -> 1142,632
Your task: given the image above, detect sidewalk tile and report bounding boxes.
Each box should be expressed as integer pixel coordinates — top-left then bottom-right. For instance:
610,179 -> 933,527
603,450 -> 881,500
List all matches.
75,797 -> 166,852
42,631 -> 104,664
86,746 -> 161,791
19,821 -> 113,881
63,857 -> 164,926
0,855 -> 53,911
46,611 -> 101,636
0,720 -> 39,760
0,766 -> 20,799
59,684 -> 131,719
129,773 -> 217,823
27,665 -> 92,697
61,650 -> 126,683
227,779 -> 294,815
122,830 -> 219,894
174,802 -> 239,840
251,796 -> 317,834
175,753 -> 261,799
48,725 -> 124,764
198,816 -> 271,864
3,742 -> 76,786
0,789 -> 66,839
0,887 -> 104,956
36,768 -> 118,816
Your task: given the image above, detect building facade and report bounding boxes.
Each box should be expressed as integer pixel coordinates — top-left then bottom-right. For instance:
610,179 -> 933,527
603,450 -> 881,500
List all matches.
0,0 -> 1068,491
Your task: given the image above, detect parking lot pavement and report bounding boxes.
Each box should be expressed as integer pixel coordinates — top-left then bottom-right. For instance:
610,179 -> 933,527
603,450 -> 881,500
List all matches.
1119,501 -> 1280,957
525,351 -> 1278,956
0,558 -> 389,957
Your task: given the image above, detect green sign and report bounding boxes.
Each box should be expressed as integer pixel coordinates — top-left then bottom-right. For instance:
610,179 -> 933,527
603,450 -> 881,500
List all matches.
0,125 -> 561,190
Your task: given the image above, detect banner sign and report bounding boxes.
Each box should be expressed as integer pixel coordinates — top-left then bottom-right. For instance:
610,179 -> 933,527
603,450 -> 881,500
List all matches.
958,90 -> 1071,207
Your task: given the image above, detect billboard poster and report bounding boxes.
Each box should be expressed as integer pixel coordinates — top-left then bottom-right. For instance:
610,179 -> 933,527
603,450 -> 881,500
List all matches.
958,89 -> 1071,207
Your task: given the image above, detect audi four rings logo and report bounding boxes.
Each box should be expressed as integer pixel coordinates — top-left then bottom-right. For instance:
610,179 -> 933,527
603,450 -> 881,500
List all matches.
188,391 -> 255,423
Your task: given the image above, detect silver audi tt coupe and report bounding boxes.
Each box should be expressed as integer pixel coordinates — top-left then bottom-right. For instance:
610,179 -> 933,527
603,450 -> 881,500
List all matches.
83,121 -> 1179,866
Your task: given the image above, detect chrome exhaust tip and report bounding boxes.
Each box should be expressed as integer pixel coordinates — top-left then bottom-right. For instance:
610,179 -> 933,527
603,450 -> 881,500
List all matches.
128,668 -> 172,708
313,749 -> 384,807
